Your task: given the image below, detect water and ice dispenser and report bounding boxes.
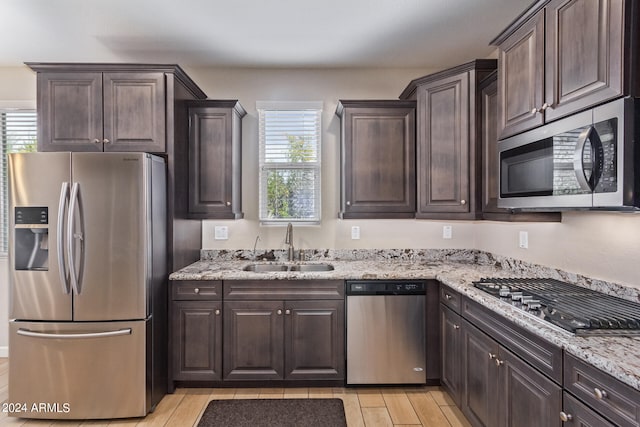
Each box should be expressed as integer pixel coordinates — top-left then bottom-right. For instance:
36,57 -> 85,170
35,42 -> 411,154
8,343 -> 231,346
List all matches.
14,207 -> 49,271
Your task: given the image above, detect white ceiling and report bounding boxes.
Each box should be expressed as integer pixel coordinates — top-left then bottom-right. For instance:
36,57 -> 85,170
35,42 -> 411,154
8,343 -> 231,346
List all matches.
1,0 -> 531,68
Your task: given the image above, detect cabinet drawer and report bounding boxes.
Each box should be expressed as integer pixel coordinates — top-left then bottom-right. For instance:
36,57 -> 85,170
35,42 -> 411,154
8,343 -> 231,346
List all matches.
562,392 -> 615,427
461,297 -> 562,383
224,280 -> 344,300
172,281 -> 222,300
564,353 -> 640,427
440,285 -> 461,311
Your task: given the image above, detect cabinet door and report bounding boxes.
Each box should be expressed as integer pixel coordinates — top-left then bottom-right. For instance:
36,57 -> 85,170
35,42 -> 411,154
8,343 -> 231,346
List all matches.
188,107 -> 236,218
417,72 -> 470,215
341,106 -> 416,218
284,300 -> 344,381
171,300 -> 222,381
223,300 -> 284,380
498,347 -> 562,427
497,9 -> 545,138
102,72 -> 166,152
544,0 -> 624,122
37,72 -> 103,152
481,75 -> 501,214
440,305 -> 462,405
562,392 -> 616,427
461,320 -> 500,427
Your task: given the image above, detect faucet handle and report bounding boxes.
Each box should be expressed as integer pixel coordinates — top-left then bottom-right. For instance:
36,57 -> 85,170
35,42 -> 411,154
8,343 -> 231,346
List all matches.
298,249 -> 305,261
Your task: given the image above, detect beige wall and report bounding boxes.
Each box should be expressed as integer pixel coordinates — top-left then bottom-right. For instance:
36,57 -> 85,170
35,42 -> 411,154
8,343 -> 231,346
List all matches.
1,65 -> 640,352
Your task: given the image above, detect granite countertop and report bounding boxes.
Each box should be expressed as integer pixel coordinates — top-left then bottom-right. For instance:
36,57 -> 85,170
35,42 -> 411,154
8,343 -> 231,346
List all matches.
170,252 -> 640,392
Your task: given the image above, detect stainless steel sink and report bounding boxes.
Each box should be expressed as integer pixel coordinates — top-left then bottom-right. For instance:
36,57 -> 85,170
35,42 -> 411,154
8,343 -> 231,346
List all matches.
242,264 -> 289,272
289,263 -> 334,272
242,263 -> 334,273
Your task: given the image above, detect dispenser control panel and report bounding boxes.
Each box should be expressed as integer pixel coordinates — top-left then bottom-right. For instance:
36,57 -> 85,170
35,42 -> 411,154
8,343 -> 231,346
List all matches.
15,207 -> 48,225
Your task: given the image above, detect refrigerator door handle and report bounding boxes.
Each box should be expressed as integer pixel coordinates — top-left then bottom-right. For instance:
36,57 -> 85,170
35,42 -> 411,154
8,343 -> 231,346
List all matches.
17,328 -> 132,339
57,182 -> 71,294
67,182 -> 86,295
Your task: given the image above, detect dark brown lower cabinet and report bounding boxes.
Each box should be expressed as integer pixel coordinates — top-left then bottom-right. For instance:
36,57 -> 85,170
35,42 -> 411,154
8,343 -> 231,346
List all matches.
562,392 -> 615,427
461,318 -> 562,427
170,281 -> 224,389
223,299 -> 344,382
440,304 -> 462,405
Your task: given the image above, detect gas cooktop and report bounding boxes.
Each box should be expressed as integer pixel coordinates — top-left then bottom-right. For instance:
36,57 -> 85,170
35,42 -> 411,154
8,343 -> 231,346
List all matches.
473,278 -> 640,336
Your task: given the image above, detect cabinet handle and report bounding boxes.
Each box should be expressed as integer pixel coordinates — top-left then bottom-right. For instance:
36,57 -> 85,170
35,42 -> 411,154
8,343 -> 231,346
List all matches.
460,199 -> 466,205
277,309 -> 282,315
93,139 -> 101,144
494,358 -> 504,367
453,325 -> 460,330
559,412 -> 573,422
226,201 -> 231,206
103,138 -> 110,144
445,294 -> 452,300
346,201 -> 351,206
593,388 -> 608,400
194,288 -> 200,294
215,309 -> 220,315
285,309 -> 291,315
488,353 -> 497,360
531,108 -> 538,115
540,103 -> 552,111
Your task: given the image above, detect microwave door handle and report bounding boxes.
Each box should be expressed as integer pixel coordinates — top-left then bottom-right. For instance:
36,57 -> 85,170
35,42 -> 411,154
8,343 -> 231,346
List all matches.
56,182 -> 71,294
588,127 -> 604,189
573,126 -> 596,191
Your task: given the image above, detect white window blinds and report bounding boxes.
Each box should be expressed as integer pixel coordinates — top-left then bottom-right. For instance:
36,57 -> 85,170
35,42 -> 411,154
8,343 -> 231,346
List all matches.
1,110 -> 37,254
257,101 -> 322,223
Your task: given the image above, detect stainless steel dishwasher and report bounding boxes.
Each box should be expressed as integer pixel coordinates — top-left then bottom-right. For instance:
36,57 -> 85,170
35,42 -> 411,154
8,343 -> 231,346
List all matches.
346,280 -> 426,385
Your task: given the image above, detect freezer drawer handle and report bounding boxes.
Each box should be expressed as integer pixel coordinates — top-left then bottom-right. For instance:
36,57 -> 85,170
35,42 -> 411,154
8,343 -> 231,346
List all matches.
17,328 -> 132,339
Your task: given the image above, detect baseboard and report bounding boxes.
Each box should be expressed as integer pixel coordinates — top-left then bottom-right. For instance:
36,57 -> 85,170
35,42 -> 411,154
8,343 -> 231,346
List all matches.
0,346 -> 8,358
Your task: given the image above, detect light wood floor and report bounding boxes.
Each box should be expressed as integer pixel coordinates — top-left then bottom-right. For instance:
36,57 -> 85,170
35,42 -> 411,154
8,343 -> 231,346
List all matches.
0,359 -> 471,427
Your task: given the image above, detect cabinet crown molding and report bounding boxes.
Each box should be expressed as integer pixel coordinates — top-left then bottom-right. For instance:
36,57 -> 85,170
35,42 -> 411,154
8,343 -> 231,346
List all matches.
399,59 -> 497,100
25,62 -> 207,99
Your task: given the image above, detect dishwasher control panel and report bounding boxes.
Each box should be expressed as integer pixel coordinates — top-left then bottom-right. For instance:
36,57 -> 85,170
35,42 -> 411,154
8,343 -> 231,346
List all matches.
346,280 -> 426,295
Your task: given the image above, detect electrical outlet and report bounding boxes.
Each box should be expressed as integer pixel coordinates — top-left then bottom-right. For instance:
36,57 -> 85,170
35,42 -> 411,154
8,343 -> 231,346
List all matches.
442,225 -> 452,239
519,231 -> 528,249
351,226 -> 360,240
214,226 -> 228,240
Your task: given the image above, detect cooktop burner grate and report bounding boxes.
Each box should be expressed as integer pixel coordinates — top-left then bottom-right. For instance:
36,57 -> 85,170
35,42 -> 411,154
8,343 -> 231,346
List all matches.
473,278 -> 640,336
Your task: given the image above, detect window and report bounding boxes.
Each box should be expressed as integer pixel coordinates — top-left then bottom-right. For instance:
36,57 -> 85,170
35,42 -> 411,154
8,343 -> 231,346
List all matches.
257,101 -> 322,224
1,109 -> 37,254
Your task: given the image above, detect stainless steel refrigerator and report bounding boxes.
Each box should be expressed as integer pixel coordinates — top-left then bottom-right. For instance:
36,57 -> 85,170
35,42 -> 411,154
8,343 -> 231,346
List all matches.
7,152 -> 167,420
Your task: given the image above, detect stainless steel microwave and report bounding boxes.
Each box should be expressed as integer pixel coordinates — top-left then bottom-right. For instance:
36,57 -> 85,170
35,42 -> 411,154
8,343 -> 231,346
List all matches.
498,97 -> 639,211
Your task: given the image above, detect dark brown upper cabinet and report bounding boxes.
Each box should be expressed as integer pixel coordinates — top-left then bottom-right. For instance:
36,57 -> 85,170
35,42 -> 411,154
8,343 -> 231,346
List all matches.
186,100 -> 245,219
400,60 -> 497,220
491,0 -> 638,139
29,65 -> 169,152
336,100 -> 416,219
479,71 -> 560,222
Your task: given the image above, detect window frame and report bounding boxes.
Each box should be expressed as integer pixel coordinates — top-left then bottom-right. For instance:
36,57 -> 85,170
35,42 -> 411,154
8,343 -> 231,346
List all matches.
0,101 -> 37,256
257,100 -> 323,225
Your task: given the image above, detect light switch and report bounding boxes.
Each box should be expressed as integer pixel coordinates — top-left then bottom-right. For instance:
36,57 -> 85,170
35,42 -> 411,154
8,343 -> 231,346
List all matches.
214,226 -> 229,240
351,226 -> 360,240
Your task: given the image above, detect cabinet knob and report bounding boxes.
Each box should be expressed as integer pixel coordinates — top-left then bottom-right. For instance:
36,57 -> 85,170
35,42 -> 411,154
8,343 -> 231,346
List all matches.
93,139 -> 101,144
540,103 -> 552,111
559,412 -> 573,422
226,201 -> 231,206
460,199 -> 466,205
453,325 -> 460,330
103,138 -> 110,144
445,294 -> 452,300
488,352 -> 497,360
285,309 -> 291,315
346,201 -> 351,206
277,309 -> 283,315
593,388 -> 608,400
531,108 -> 538,115
215,309 -> 220,315
494,358 -> 504,367
194,288 -> 200,294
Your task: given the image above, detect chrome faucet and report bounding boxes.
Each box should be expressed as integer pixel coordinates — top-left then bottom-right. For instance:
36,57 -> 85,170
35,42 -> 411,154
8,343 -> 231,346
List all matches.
284,222 -> 294,261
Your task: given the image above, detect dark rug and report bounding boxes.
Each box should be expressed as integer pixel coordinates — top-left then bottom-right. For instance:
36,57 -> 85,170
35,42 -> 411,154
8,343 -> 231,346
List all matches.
197,398 -> 347,427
